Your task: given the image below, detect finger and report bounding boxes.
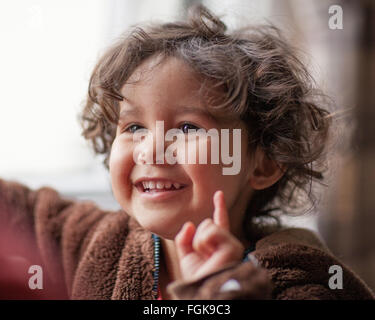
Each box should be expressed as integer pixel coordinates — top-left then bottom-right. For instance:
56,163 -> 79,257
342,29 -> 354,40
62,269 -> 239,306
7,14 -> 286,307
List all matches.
195,223 -> 245,256
213,190 -> 230,231
175,221 -> 196,259
193,222 -> 240,259
193,219 -> 217,257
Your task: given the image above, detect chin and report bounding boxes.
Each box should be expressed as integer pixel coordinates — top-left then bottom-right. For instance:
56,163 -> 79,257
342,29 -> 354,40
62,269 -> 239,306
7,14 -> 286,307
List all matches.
137,218 -> 181,240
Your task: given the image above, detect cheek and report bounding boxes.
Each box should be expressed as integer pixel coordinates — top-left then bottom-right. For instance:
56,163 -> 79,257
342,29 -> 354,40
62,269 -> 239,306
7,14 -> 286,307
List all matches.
183,134 -> 228,187
184,162 -> 225,212
185,135 -> 223,183
109,139 -> 134,198
185,133 -> 251,205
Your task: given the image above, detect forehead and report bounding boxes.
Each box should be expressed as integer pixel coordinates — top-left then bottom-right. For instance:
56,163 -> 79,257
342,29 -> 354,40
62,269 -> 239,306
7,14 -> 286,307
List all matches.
118,55 -> 240,127
121,56 -> 204,102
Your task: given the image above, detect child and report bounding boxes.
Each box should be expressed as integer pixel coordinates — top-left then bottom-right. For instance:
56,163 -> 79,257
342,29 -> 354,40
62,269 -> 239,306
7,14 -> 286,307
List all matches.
0,4 -> 374,300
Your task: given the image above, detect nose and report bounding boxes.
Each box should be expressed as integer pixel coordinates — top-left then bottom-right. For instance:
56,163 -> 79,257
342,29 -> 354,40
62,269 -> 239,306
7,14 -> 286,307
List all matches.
134,122 -> 176,165
133,131 -> 151,165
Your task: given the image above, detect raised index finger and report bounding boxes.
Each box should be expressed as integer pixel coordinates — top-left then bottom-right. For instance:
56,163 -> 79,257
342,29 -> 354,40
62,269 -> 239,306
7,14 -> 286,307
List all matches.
213,190 -> 230,231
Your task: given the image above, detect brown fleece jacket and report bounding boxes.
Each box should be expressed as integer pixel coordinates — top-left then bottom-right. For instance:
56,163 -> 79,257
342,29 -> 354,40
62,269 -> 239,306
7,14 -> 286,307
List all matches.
0,178 -> 374,300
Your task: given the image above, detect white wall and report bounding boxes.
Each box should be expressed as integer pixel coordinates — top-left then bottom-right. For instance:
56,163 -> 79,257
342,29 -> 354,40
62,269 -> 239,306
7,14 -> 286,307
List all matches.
0,0 -> 186,208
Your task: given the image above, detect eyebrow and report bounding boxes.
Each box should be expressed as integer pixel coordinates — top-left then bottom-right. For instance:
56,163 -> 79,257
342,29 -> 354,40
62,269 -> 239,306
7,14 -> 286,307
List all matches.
175,105 -> 215,119
118,98 -> 142,120
119,107 -> 141,119
119,100 -> 215,121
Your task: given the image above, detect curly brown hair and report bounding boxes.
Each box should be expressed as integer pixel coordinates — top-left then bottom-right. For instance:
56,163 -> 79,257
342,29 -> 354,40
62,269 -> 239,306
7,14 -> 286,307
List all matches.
80,4 -> 331,240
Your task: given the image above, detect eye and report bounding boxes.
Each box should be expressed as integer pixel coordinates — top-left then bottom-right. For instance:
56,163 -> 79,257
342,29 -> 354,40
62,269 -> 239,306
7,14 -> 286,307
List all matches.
179,123 -> 200,134
125,124 -> 144,133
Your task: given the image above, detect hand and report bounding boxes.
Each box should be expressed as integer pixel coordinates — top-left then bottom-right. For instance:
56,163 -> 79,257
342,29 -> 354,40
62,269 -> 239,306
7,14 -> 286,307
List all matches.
175,190 -> 245,281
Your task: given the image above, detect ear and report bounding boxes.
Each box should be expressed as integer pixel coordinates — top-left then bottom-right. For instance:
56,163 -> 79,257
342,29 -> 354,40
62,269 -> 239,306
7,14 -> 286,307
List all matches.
248,147 -> 285,190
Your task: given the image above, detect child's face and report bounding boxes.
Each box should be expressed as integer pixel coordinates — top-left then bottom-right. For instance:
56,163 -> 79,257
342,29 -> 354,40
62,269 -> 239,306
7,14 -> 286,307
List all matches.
109,56 -> 254,240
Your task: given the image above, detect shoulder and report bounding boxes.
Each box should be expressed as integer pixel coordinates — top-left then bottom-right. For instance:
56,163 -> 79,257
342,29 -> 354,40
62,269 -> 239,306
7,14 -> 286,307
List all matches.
252,227 -> 375,300
255,227 -> 329,252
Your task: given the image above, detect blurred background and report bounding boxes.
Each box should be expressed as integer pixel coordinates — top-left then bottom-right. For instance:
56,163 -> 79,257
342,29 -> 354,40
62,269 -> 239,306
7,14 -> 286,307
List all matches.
0,0 -> 374,290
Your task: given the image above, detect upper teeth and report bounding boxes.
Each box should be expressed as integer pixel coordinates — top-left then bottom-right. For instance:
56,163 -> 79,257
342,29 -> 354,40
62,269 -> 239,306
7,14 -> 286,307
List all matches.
142,181 -> 181,190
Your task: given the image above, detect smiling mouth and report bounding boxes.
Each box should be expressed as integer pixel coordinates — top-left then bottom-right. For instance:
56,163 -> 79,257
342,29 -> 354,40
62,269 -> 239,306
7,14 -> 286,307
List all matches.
135,180 -> 187,193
